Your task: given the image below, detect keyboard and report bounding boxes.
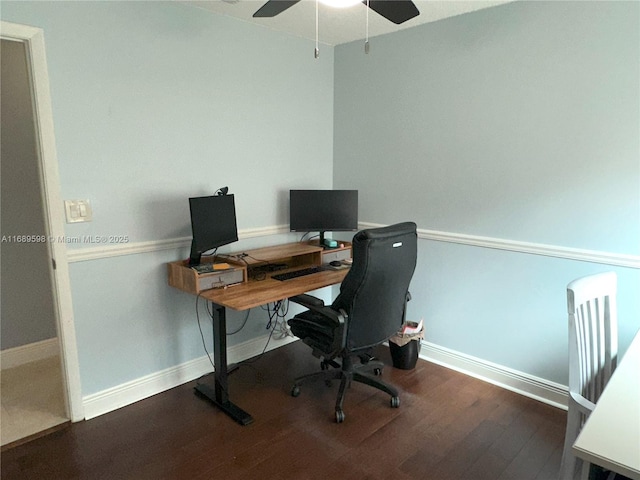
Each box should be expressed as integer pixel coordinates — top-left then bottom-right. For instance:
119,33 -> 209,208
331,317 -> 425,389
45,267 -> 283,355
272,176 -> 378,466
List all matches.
272,266 -> 323,281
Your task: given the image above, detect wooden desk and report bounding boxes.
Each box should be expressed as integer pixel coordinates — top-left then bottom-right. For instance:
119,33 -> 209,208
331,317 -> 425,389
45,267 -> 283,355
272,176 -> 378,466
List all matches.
168,242 -> 350,425
572,330 -> 640,480
199,267 -> 348,310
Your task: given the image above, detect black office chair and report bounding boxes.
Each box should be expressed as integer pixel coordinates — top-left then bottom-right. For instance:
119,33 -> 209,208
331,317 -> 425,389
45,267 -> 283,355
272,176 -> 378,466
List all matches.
288,222 -> 418,423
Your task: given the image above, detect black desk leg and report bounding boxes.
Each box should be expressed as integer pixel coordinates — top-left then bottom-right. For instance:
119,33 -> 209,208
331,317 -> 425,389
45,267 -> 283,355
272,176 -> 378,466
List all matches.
194,302 -> 254,426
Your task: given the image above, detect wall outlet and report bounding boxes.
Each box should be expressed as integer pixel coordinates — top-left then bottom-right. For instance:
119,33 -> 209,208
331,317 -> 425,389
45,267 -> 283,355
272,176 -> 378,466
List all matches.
64,199 -> 92,223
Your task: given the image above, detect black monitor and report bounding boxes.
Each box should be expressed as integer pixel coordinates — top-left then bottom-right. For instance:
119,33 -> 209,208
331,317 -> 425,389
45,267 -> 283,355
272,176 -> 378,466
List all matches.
289,189 -> 358,247
188,194 -> 238,266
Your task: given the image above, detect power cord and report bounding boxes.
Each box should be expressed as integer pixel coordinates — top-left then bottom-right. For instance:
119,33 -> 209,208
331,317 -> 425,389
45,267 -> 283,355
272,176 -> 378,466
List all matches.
203,296 -> 251,336
299,232 -> 319,243
200,247 -> 219,260
196,297 -> 294,370
226,309 -> 251,336
228,253 -> 277,281
240,300 -> 294,366
196,293 -> 215,371
262,299 -> 290,330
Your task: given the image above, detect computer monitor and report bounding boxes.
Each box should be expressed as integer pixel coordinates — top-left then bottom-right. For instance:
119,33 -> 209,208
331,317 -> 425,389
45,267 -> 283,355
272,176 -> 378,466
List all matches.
289,189 -> 358,247
188,194 -> 238,266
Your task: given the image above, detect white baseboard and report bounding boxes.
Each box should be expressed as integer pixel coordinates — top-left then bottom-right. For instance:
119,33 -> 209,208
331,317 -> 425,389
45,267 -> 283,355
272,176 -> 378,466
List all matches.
419,340 -> 568,410
83,334 -> 567,421
1,338 -> 59,370
82,334 -> 298,420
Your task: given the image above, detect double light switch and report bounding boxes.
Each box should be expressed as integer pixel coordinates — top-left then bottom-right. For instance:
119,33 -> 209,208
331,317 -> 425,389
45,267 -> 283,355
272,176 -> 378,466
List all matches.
64,199 -> 92,223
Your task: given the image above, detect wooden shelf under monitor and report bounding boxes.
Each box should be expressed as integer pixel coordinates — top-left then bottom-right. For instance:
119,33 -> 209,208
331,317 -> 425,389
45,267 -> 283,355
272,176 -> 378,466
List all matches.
222,242 -> 323,269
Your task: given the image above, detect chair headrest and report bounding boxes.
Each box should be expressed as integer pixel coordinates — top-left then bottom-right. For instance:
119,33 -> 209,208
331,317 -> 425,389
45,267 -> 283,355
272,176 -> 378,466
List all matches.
354,222 -> 417,243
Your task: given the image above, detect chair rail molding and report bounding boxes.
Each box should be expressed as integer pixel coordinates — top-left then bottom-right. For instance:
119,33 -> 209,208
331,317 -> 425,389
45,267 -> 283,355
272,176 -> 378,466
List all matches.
364,222 -> 640,269
67,222 -> 640,269
66,224 -> 290,263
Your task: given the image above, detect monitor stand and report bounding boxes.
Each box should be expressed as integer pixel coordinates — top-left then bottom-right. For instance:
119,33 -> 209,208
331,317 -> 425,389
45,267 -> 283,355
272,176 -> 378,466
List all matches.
319,231 -> 337,249
188,241 -> 202,266
319,231 -> 326,247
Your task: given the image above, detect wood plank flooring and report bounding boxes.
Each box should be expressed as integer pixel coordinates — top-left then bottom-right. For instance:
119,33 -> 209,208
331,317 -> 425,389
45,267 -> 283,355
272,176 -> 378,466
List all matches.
0,341 -> 567,480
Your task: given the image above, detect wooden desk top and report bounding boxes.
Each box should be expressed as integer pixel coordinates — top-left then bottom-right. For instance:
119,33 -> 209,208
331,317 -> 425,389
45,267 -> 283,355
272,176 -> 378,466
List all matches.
199,268 -> 348,311
572,329 -> 640,480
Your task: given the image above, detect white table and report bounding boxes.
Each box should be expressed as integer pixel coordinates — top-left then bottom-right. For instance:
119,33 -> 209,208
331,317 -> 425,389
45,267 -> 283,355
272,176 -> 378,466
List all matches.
573,330 -> 640,480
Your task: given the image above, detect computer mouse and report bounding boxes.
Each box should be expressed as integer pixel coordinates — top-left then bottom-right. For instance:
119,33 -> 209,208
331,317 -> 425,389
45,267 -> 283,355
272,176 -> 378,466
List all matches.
330,261 -> 342,267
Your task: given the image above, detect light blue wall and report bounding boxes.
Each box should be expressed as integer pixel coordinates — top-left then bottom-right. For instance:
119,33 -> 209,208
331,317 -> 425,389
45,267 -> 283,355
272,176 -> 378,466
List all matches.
3,0 -> 638,398
1,1 -> 335,395
334,1 -> 640,384
3,1 -> 334,241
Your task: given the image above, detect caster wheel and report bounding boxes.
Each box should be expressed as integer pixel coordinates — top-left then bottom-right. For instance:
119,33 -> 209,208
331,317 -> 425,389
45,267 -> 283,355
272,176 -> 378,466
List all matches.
359,353 -> 373,364
373,368 -> 382,376
335,410 -> 345,423
390,396 -> 400,408
291,385 -> 300,397
321,362 -> 328,370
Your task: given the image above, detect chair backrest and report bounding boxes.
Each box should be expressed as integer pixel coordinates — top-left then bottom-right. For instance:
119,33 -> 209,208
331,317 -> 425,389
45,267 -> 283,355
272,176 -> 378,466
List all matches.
331,222 -> 417,352
567,272 -> 618,406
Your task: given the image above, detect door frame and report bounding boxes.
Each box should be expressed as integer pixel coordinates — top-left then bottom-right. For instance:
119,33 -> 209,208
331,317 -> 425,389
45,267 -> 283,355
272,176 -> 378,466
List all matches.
1,21 -> 84,422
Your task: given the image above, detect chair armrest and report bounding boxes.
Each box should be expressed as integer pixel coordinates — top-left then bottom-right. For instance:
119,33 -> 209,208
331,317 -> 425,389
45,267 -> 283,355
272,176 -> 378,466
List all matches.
289,294 -> 325,310
320,308 -> 347,355
289,296 -> 346,357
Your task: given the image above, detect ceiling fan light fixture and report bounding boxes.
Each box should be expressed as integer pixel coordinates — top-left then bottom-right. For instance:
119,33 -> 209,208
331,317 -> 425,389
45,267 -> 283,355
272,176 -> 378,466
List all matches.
319,0 -> 362,9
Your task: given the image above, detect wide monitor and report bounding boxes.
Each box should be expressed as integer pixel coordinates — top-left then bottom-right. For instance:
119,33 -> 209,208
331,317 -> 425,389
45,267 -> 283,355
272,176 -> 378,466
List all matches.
289,189 -> 358,246
188,194 -> 238,266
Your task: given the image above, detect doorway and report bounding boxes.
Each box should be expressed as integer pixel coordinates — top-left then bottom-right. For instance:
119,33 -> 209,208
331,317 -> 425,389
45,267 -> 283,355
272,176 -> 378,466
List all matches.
1,22 -> 83,447
1,36 -> 68,447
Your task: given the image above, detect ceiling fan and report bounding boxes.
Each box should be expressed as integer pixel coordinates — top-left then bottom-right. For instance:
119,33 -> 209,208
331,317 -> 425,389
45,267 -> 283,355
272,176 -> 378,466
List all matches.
253,0 -> 420,25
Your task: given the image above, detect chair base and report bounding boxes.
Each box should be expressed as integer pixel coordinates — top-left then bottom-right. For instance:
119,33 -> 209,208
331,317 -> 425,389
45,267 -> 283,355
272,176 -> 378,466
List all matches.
291,355 -> 400,423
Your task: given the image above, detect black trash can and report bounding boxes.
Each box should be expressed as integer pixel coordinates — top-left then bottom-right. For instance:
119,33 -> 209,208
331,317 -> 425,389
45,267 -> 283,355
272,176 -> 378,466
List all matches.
389,338 -> 420,370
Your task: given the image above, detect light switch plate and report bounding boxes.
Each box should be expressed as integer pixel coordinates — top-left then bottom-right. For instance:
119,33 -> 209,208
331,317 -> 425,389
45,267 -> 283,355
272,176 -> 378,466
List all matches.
64,200 -> 92,223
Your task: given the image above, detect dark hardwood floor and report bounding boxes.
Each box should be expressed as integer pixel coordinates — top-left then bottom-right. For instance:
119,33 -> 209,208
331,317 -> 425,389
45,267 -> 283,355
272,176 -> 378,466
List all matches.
0,341 -> 567,479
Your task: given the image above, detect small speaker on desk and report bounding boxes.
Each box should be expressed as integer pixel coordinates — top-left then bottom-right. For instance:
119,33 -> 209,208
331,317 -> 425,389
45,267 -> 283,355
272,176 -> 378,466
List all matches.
323,238 -> 338,248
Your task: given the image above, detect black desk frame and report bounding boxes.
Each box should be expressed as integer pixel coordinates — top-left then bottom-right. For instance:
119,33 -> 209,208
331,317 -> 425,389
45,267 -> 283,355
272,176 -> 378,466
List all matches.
194,302 -> 253,426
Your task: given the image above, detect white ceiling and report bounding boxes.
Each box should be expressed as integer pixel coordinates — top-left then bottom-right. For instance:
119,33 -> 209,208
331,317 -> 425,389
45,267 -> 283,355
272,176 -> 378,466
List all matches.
182,0 -> 513,46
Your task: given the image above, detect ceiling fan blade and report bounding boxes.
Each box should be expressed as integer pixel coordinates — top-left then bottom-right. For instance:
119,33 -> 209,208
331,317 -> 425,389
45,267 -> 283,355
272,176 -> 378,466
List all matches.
363,0 -> 420,24
253,0 -> 302,18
